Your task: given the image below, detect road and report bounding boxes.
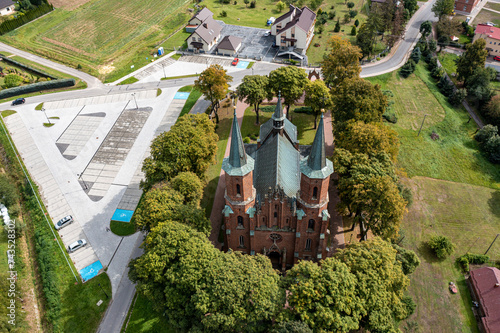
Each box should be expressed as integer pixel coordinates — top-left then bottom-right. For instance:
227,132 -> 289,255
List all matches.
360,0 -> 439,77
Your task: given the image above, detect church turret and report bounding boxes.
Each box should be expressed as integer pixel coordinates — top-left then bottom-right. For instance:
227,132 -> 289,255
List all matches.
272,92 -> 285,131
307,113 -> 327,171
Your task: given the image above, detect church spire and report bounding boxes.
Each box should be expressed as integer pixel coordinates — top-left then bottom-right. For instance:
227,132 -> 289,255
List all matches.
228,109 -> 247,168
272,91 -> 285,129
307,112 -> 326,170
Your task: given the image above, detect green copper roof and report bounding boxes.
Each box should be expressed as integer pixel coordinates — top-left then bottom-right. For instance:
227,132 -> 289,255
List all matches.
222,111 -> 254,176
301,114 -> 334,179
272,92 -> 285,121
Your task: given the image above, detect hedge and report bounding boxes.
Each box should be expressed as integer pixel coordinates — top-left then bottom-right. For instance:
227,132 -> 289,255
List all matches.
0,78 -> 75,99
456,253 -> 490,272
0,54 -> 58,80
0,3 -> 54,35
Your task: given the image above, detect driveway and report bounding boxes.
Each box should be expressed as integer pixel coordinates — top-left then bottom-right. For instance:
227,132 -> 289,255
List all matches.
216,22 -> 278,62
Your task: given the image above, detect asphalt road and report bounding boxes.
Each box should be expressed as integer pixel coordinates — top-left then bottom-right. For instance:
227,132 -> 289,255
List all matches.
360,0 -> 439,77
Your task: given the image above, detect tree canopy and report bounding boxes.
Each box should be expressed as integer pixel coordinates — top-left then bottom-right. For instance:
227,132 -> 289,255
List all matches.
237,75 -> 269,124
267,66 -> 308,118
321,36 -> 362,87
456,38 -> 488,84
419,20 -> 432,38
142,114 -> 218,189
432,0 -> 455,18
129,222 -> 281,332
170,171 -> 204,206
304,80 -> 332,129
194,64 -> 233,123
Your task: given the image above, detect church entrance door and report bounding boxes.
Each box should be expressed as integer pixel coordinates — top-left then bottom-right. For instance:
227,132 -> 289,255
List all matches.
268,251 -> 281,270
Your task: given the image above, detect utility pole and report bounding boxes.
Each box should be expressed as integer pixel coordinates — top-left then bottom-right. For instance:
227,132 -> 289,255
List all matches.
162,62 -> 166,79
41,107 -> 51,124
131,93 -> 138,109
78,173 -> 88,190
484,234 -> 499,255
417,114 -> 429,137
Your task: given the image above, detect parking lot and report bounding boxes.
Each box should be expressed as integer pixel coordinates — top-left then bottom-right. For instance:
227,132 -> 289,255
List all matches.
215,22 -> 279,62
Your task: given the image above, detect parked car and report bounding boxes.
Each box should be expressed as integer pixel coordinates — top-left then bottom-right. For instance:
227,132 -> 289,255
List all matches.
494,56 -> 500,61
68,239 -> 87,253
264,30 -> 271,37
12,98 -> 25,106
231,58 -> 239,66
55,215 -> 73,230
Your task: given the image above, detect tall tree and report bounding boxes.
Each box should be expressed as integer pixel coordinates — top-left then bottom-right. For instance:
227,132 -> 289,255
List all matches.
304,80 -> 332,129
388,6 -> 405,47
486,95 -> 500,126
432,0 -> 455,18
335,238 -> 411,332
336,121 -> 400,161
281,258 -> 363,332
321,35 -> 362,87
456,38 -> 488,84
194,64 -> 233,123
402,0 -> 418,15
267,66 -> 308,119
420,20 -> 433,38
465,67 -> 495,107
129,222 -> 280,332
331,78 -> 388,135
142,114 -> 218,188
236,75 -> 269,124
170,171 -> 204,206
355,23 -> 376,58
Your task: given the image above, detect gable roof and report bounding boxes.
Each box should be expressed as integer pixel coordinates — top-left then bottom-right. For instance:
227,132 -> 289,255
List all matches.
273,5 -> 316,34
217,35 -> 242,51
476,24 -> 500,41
0,0 -> 14,9
188,17 -> 222,44
189,7 -> 213,24
470,267 -> 500,333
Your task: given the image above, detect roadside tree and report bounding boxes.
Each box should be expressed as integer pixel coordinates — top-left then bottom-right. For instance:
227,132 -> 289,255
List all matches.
420,20 -> 433,38
194,64 -> 233,123
432,0 -> 455,18
321,35 -> 362,87
237,74 -> 269,124
267,66 -> 308,118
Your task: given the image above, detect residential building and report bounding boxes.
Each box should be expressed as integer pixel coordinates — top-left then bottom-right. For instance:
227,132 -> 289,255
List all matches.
454,0 -> 481,14
468,267 -> 500,333
185,8 -> 222,53
217,35 -> 243,56
0,0 -> 15,16
271,5 -> 316,54
221,97 -> 333,270
473,24 -> 500,56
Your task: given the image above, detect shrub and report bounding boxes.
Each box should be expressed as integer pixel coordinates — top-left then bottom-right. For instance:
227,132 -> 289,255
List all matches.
354,19 -> 359,27
382,112 -> 398,123
457,253 -> 490,271
328,11 -> 336,19
347,1 -> 355,8
484,134 -> 500,164
250,0 -> 256,8
351,25 -> 356,36
220,10 -> 227,17
410,47 -> 421,64
428,235 -> 455,259
475,124 -> 498,145
334,19 -> 340,32
402,296 -> 417,318
318,25 -> 324,34
349,9 -> 358,18
449,88 -> 467,106
243,137 -> 251,143
399,59 -> 416,78
0,78 -> 75,99
0,173 -> 19,208
4,74 -> 23,88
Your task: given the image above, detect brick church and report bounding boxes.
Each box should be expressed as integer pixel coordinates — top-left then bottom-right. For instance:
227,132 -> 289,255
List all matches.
221,97 -> 334,270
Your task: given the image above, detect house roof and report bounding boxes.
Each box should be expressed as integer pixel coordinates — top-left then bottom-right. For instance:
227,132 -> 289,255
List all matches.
475,24 -> 500,41
188,17 -> 222,44
0,0 -> 14,9
189,7 -> 213,24
273,5 -> 316,34
470,267 -> 500,333
217,35 -> 242,51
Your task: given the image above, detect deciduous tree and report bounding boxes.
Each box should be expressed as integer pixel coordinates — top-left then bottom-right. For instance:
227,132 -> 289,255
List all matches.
432,0 -> 455,18
486,95 -> 500,126
170,171 -> 203,206
237,75 -> 269,124
304,80 -> 332,129
456,38 -> 488,84
194,64 -> 233,123
277,0 -> 286,11
355,23 -> 376,57
420,20 -> 433,38
267,66 -> 308,119
321,35 -> 362,87
142,114 -> 218,188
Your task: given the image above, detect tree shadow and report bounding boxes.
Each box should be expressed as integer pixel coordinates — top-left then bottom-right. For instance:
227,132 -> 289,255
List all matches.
488,191 -> 500,218
416,241 -> 442,264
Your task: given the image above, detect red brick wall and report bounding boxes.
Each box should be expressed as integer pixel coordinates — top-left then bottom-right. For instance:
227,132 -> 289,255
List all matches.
225,171 -> 254,202
300,174 -> 330,205
454,0 -> 480,13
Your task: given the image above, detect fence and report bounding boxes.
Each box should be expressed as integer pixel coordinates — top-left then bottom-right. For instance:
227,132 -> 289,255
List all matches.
0,3 -> 54,35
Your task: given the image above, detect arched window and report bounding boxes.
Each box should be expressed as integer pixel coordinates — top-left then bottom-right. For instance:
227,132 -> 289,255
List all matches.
239,235 -> 245,247
236,184 -> 241,196
237,216 -> 244,228
274,212 -> 278,218
312,187 -> 318,200
308,219 -> 315,231
305,238 -> 312,251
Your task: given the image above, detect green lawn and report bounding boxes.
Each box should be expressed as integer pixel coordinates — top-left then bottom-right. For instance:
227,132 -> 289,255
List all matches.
0,0 -> 193,82
122,294 -> 172,333
177,85 -> 203,119
473,9 -> 500,28
484,2 -> 500,12
118,77 -> 139,85
399,176 -> 499,333
110,220 -> 136,236
367,64 -> 500,189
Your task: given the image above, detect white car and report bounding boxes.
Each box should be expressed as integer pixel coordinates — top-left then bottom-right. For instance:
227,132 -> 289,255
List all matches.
68,239 -> 87,253
55,215 -> 73,230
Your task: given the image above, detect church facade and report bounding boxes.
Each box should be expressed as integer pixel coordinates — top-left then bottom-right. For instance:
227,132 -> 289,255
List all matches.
221,98 -> 333,270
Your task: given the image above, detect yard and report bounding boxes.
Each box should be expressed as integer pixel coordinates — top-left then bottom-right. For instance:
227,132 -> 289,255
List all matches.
0,0 -> 193,82
472,9 -> 500,28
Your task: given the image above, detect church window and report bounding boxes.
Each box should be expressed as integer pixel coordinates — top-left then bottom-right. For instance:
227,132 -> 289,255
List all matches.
237,216 -> 244,228
305,238 -> 312,251
274,212 -> 278,218
239,235 -> 245,247
312,187 -> 318,200
236,184 -> 241,196
308,219 -> 315,231
286,218 -> 289,224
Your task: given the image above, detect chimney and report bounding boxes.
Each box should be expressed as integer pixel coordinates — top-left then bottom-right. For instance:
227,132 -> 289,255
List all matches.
203,23 -> 208,28
495,283 -> 500,288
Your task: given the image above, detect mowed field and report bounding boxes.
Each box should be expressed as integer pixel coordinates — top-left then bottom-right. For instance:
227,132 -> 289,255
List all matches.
0,0 -> 191,82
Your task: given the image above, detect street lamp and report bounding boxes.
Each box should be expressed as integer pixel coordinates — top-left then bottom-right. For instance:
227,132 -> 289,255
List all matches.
98,283 -> 109,299
77,173 -> 88,190
131,93 -> 138,109
162,62 -> 166,79
41,107 -> 51,124
252,67 -> 254,75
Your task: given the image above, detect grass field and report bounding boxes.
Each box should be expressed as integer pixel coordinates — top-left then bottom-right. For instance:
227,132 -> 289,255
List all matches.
0,0 -> 193,82
399,176 -> 500,333
484,2 -> 500,12
473,9 -> 500,28
366,64 -> 500,189
122,294 -> 172,333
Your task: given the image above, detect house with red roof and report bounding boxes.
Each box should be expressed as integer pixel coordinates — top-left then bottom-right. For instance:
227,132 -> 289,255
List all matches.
473,24 -> 500,57
468,267 -> 500,333
271,5 -> 316,55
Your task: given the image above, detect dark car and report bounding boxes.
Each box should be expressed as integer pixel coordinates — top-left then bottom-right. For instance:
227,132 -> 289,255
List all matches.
494,56 -> 500,62
12,98 -> 25,106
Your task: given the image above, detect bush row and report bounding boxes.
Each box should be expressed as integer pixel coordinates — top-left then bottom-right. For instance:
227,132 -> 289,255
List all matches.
456,253 -> 490,272
0,78 -> 75,99
0,54 -> 58,80
0,3 -> 54,35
